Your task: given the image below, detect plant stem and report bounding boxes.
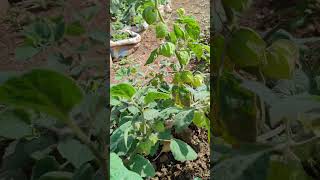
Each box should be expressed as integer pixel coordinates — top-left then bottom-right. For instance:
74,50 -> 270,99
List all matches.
158,138 -> 171,142
65,118 -> 108,179
257,68 -> 267,133
155,0 -> 165,23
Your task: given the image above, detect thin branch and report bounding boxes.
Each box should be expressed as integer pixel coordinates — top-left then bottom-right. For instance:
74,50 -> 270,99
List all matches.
257,124 -> 286,142
65,118 -> 108,179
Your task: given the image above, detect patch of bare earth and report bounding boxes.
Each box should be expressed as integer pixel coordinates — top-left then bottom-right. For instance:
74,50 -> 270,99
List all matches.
0,0 -> 107,74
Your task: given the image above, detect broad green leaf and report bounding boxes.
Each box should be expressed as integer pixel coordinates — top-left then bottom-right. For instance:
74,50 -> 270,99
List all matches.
219,72 -> 258,143
57,139 -> 94,168
145,49 -> 159,65
0,69 -> 83,121
159,107 -> 181,120
159,129 -> 172,140
144,92 -> 171,104
192,74 -> 204,88
65,22 -> 86,36
168,31 -> 177,44
185,19 -> 200,40
15,46 -> 40,61
173,73 -> 181,84
176,50 -> 191,66
172,85 -> 192,107
110,153 -> 143,180
159,42 -> 176,57
194,90 -> 210,102
143,109 -> 160,120
0,111 -> 32,139
111,83 -> 136,100
137,139 -> 154,155
227,28 -> 266,67
31,156 -> 59,180
155,22 -> 168,38
213,150 -> 270,180
262,39 -> 298,79
222,0 -> 252,12
174,24 -> 185,39
111,97 -> 121,106
192,111 -> 209,128
128,154 -> 156,177
39,171 -> 73,180
110,121 -> 134,155
128,105 -> 140,114
190,44 -> 203,60
72,163 -> 94,180
174,109 -> 195,131
153,121 -> 165,132
170,138 -> 197,162
142,6 -> 158,25
110,152 -> 124,170
180,71 -> 194,84
148,133 -> 158,145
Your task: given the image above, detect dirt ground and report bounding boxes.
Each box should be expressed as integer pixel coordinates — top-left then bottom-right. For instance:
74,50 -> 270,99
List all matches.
239,0 -> 320,37
0,0 -> 107,72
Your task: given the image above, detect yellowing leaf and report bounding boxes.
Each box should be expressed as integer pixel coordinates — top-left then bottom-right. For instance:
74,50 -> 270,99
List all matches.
262,39 -> 298,79
227,28 -> 266,67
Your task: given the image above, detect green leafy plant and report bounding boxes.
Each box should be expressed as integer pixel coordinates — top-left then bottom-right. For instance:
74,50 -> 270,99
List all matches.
15,2 -> 105,62
212,0 -> 320,179
111,0 -> 169,30
111,31 -> 131,41
110,1 -> 210,179
110,81 -> 206,178
143,4 -> 210,137
0,1 -> 108,179
0,69 -> 108,179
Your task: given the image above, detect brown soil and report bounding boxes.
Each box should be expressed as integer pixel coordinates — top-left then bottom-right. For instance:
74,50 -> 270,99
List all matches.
0,0 -> 107,72
239,0 -> 320,37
